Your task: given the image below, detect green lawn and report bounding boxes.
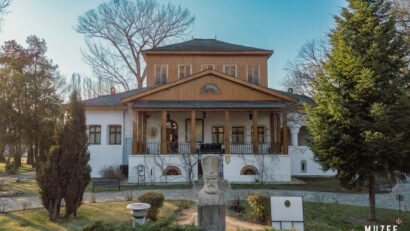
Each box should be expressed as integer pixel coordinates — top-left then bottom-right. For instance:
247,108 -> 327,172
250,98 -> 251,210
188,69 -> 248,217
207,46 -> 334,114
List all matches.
241,200 -> 408,231
0,158 -> 35,176
0,178 -> 192,198
0,200 -> 190,231
232,176 -> 366,193
1,179 -> 39,197
0,200 -> 407,231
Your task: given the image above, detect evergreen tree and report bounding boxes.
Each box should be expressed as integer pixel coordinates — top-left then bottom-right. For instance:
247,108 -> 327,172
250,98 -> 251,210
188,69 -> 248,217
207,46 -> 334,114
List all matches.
37,91 -> 91,221
306,0 -> 409,221
63,92 -> 91,218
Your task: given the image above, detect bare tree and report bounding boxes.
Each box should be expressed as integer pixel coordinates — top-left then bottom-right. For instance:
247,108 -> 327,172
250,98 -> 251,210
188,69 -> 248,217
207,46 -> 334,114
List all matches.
76,0 -> 195,90
283,39 -> 328,97
66,73 -> 112,100
0,0 -> 10,32
389,0 -> 409,36
178,153 -> 198,184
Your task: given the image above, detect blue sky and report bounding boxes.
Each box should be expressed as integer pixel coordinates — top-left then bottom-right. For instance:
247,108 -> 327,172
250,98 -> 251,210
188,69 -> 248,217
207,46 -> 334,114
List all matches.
0,0 -> 346,90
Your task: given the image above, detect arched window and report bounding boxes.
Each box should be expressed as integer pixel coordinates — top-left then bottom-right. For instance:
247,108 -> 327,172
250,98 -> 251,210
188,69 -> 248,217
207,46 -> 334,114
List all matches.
200,84 -> 220,95
163,166 -> 182,176
240,165 -> 259,175
298,126 -> 309,146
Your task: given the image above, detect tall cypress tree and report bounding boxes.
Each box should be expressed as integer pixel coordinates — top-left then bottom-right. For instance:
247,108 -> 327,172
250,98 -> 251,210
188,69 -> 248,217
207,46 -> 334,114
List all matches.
37,91 -> 91,220
63,92 -> 91,218
307,0 -> 409,221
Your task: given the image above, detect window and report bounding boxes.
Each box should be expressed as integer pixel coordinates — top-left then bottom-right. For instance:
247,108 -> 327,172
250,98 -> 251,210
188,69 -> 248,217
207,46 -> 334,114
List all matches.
212,127 -> 224,144
89,125 -> 101,145
301,160 -> 307,173
223,65 -> 237,77
251,126 -> 265,144
186,119 -> 204,142
240,165 -> 259,175
163,166 -> 182,176
109,125 -> 122,145
154,64 -> 168,85
247,65 -> 260,85
232,126 -> 244,144
178,64 -> 192,79
201,64 -> 215,71
200,84 -> 220,94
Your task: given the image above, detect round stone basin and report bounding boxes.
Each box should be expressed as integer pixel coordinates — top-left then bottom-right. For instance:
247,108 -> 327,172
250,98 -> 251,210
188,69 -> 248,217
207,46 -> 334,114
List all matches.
127,203 -> 151,226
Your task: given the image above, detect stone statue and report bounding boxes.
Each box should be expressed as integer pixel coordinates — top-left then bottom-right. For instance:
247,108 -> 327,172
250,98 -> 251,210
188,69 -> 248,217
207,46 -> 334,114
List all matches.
198,154 -> 226,231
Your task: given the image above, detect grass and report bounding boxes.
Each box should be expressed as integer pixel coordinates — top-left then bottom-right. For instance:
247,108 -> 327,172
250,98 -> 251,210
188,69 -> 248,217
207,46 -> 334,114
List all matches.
0,199 -> 407,231
0,178 -> 191,198
240,200 -> 409,231
232,176 -> 366,193
0,158 -> 35,176
0,179 -> 39,197
0,200 -> 191,231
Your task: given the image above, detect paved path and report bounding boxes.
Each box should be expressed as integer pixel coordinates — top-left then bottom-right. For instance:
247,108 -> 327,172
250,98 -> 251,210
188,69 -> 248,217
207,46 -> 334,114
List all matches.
0,182 -> 408,213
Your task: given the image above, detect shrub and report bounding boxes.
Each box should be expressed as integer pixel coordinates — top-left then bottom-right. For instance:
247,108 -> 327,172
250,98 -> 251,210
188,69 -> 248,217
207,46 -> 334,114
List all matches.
173,200 -> 193,210
138,192 -> 165,221
5,161 -> 18,175
246,193 -> 271,224
99,166 -> 125,180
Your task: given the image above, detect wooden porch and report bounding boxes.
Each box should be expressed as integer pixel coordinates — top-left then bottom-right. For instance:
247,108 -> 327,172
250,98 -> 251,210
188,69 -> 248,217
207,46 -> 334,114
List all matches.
132,108 -> 289,155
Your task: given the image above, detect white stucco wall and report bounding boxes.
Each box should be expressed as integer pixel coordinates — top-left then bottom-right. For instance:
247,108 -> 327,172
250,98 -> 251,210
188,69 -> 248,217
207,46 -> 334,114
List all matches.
223,154 -> 291,183
128,154 -> 198,184
289,146 -> 336,176
86,109 -> 128,177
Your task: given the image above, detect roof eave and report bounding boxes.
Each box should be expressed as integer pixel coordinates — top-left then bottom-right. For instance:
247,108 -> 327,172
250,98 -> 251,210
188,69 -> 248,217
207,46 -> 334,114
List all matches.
142,50 -> 273,58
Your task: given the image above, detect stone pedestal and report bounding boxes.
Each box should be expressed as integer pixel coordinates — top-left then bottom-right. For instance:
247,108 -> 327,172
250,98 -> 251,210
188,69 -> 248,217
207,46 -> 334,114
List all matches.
198,204 -> 226,231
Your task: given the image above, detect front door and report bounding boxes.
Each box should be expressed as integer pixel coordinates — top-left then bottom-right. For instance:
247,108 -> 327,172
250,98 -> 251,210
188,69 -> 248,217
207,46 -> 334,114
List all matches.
166,120 -> 178,153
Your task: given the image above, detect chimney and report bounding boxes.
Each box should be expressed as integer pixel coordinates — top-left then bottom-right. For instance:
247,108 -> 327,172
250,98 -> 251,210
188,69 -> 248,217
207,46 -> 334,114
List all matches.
110,87 -> 116,95
287,88 -> 293,94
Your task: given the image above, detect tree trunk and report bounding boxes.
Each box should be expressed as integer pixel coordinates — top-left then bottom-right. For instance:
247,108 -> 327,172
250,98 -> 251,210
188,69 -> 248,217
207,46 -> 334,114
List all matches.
13,143 -> 22,167
27,143 -> 34,166
0,145 -> 5,163
368,175 -> 376,221
34,138 -> 39,168
48,199 -> 55,221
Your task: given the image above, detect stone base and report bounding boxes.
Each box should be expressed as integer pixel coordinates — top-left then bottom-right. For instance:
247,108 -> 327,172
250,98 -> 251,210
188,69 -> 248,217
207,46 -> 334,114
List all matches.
198,204 -> 226,231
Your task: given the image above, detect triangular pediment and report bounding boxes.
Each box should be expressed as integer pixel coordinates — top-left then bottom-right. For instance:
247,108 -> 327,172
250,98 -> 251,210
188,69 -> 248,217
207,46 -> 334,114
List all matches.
121,70 -> 297,103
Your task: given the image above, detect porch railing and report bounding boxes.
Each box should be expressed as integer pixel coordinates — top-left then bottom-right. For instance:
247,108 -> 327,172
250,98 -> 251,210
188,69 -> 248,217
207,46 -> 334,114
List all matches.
138,142 -> 283,154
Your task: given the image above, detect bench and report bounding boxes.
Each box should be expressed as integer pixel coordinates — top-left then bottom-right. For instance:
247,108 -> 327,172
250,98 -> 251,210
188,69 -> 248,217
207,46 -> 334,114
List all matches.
92,179 -> 121,192
375,182 -> 392,192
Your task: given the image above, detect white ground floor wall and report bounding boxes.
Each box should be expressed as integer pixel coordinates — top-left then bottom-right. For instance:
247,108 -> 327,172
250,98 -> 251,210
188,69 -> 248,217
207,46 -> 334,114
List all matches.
128,154 -> 291,184
289,146 -> 337,176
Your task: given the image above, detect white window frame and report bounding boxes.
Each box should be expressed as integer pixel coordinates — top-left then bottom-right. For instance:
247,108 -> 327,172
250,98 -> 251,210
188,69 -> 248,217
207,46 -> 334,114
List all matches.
246,65 -> 260,85
178,64 -> 192,79
201,64 -> 215,71
154,64 -> 168,85
223,64 -> 237,77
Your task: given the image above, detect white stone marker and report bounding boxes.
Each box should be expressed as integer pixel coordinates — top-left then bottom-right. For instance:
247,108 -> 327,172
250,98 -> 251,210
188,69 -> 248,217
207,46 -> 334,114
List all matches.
270,196 -> 304,231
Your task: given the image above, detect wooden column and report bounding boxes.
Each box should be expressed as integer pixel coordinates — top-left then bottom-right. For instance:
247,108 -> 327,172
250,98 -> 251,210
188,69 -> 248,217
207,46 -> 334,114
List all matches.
270,113 -> 274,153
142,112 -> 147,153
276,113 -> 281,153
137,111 -> 143,153
224,111 -> 230,154
253,110 -> 259,154
132,109 -> 138,155
283,110 -> 288,154
161,110 -> 167,154
191,111 -> 196,154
